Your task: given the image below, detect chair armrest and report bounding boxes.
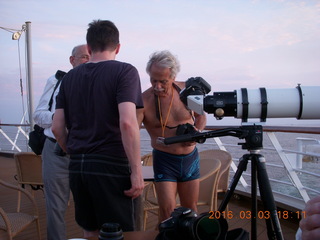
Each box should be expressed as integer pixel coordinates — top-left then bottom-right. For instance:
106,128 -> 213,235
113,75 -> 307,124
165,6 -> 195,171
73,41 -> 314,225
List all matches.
0,207 -> 13,232
0,179 -> 39,215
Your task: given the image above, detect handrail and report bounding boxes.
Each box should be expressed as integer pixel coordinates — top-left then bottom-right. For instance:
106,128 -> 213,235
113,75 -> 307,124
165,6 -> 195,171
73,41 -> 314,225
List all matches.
205,125 -> 320,134
0,123 -> 30,127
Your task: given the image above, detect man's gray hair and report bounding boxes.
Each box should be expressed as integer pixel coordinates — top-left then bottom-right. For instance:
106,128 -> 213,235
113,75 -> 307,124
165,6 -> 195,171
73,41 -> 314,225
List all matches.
146,50 -> 181,79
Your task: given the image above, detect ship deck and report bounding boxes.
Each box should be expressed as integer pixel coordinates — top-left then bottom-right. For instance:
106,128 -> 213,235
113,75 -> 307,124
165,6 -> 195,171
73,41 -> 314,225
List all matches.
0,154 -> 300,240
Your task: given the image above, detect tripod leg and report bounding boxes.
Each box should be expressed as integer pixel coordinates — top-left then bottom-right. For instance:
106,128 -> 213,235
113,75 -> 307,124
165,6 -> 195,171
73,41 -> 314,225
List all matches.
251,156 -> 257,240
256,154 -> 284,240
218,154 -> 249,212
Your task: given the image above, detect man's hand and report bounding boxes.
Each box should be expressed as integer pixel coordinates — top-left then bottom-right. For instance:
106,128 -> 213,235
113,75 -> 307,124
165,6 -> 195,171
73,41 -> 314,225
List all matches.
299,195 -> 320,240
124,172 -> 144,199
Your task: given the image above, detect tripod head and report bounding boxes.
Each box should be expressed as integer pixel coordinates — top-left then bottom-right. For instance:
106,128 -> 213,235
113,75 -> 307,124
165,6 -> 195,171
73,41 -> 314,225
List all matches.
163,124 -> 263,151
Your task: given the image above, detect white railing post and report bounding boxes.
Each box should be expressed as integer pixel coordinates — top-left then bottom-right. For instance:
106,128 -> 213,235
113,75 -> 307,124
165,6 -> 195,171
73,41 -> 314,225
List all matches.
296,137 -> 320,165
25,21 -> 34,128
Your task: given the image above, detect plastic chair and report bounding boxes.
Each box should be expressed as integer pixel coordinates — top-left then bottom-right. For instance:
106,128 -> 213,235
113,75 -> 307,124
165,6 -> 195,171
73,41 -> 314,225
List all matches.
199,149 -> 232,210
14,152 -> 43,211
0,179 -> 41,240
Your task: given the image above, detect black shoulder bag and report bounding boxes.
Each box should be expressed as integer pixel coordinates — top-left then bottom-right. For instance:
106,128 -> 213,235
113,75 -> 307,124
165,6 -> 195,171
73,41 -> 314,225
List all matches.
28,70 -> 66,155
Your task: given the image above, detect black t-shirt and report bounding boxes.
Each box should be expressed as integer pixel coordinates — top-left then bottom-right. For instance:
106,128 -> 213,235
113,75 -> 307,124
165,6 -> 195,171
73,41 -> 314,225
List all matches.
56,60 -> 143,156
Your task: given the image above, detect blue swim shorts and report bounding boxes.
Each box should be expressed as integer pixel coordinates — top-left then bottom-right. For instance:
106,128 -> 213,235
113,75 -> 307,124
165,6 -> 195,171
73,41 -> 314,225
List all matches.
153,148 -> 200,182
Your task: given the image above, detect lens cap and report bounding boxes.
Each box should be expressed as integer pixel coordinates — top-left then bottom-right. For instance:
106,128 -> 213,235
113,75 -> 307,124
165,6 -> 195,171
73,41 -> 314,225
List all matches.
99,223 -> 124,240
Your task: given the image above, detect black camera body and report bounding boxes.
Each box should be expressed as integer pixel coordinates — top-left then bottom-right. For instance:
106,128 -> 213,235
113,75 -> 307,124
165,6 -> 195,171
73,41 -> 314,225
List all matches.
175,123 -> 205,144
156,207 -> 249,240
180,77 -> 211,106
176,123 -> 197,136
156,207 -> 228,240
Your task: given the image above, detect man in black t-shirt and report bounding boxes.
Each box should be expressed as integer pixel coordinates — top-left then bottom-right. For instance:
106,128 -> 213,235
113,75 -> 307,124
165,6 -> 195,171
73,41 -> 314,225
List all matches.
52,20 -> 144,237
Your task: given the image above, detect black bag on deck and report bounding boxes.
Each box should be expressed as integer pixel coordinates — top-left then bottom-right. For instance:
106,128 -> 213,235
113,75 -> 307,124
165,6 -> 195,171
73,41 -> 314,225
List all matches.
28,124 -> 46,155
28,70 -> 66,155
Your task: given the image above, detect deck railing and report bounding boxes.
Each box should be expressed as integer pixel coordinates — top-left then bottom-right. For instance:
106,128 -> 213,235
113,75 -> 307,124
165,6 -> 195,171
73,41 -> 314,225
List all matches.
0,123 -> 30,153
1,123 -> 319,210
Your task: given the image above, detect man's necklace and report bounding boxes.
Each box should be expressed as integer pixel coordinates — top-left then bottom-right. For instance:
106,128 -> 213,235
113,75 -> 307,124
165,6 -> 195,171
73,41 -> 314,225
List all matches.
158,87 -> 174,137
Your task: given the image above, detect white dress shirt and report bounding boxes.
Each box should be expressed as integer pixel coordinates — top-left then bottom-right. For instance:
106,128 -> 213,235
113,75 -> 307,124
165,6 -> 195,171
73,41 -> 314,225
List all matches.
33,74 -> 61,139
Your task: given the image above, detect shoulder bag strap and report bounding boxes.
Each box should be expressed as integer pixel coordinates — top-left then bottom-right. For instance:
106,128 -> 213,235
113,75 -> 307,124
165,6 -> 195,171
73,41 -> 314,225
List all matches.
48,70 -> 66,111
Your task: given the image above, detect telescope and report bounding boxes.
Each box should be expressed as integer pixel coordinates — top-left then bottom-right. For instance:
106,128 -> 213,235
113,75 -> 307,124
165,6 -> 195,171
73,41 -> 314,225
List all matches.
163,77 -> 320,240
180,77 -> 320,122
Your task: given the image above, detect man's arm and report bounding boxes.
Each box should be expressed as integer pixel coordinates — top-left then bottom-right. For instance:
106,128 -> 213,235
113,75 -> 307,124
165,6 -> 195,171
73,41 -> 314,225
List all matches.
194,112 -> 207,131
119,102 -> 144,199
52,109 -> 68,152
136,108 -> 145,128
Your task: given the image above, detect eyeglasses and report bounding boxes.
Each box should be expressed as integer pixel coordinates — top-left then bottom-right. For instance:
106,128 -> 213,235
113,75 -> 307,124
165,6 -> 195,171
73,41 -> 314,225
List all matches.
73,55 -> 90,60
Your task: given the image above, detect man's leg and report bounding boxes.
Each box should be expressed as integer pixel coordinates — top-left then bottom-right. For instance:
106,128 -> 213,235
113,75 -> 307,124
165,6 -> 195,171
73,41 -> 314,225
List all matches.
155,181 -> 177,222
42,139 -> 70,240
177,179 -> 200,213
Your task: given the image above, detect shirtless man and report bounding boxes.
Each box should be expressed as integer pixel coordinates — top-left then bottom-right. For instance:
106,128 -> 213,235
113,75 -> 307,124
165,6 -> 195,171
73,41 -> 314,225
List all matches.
137,50 -> 206,221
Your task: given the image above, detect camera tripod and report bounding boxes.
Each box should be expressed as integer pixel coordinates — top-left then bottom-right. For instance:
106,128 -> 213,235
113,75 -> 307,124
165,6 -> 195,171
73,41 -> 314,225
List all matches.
164,124 -> 284,240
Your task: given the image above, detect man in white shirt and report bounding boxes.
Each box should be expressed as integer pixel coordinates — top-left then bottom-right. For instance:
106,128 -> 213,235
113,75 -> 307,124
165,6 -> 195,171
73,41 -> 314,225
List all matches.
33,44 -> 89,240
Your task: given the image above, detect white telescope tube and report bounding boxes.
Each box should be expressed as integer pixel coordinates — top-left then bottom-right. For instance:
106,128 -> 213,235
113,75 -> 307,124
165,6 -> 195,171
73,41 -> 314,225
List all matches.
235,86 -> 320,119
188,85 -> 320,121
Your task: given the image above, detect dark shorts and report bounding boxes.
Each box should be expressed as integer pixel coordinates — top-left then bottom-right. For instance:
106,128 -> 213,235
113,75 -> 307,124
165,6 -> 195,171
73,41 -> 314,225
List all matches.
153,148 -> 200,182
69,154 -> 134,231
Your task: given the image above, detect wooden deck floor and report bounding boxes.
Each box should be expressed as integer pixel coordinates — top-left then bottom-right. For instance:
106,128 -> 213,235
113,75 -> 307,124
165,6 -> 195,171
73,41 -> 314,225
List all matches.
0,155 -> 299,240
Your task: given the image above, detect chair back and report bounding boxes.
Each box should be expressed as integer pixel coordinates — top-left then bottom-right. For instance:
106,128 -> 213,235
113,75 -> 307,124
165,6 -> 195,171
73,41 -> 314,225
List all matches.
14,152 -> 43,185
199,150 -> 232,193
141,153 -> 153,166
198,157 -> 221,211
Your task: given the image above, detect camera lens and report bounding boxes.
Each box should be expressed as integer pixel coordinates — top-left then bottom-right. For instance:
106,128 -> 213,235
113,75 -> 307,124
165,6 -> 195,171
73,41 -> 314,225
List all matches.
195,216 -> 220,239
193,214 -> 228,240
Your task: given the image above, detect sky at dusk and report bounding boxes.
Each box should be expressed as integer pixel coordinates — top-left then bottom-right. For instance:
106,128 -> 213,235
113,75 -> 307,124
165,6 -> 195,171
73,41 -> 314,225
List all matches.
0,0 -> 319,126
